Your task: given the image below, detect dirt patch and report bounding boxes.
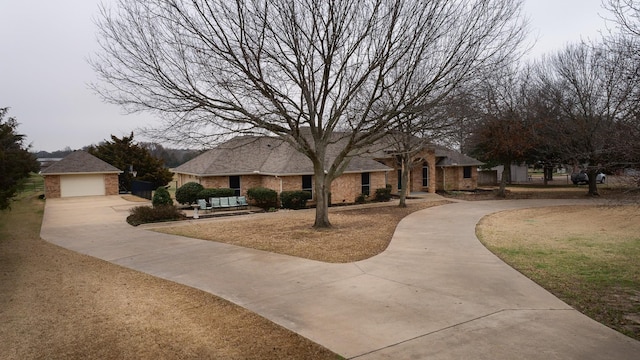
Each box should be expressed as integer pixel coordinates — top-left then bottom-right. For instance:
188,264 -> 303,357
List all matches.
0,195 -> 340,360
155,200 -> 451,263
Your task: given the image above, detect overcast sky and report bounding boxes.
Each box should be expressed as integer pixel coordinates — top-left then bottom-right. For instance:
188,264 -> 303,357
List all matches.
0,0 -> 609,152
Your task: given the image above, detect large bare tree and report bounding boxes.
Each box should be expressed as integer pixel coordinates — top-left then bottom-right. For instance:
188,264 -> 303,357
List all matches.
536,40 -> 640,195
466,66 -> 541,197
604,0 -> 640,37
92,0 -> 527,227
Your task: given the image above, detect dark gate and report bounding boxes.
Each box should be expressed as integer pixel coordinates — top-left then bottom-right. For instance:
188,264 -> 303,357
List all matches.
131,180 -> 154,200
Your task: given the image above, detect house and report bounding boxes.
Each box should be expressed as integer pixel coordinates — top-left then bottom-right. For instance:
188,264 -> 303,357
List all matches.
41,151 -> 122,198
174,134 -> 483,204
173,136 -> 391,204
369,139 -> 484,194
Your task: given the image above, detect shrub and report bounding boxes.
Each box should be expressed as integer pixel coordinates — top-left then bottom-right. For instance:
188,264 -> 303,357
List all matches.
247,187 -> 278,210
374,185 -> 392,202
198,187 -> 236,199
355,193 -> 368,204
126,205 -> 185,226
280,190 -> 312,210
152,186 -> 173,207
175,182 -> 204,205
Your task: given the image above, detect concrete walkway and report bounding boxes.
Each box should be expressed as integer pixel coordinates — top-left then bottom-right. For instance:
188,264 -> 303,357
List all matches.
40,196 -> 640,359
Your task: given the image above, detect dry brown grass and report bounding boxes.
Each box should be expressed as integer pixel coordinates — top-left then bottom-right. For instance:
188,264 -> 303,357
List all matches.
0,195 -> 340,360
155,200 -> 451,263
7,181 -> 638,358
477,205 -> 640,340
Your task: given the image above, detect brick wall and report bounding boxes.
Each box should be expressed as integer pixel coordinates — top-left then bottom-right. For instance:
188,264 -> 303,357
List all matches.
44,175 -> 61,198
177,174 -> 199,188
104,174 -> 120,195
437,167 -> 478,191
200,177 -> 227,189
241,175 -> 262,194
197,172 -> 388,205
329,172 -> 386,204
376,148 -> 436,194
261,176 -> 281,193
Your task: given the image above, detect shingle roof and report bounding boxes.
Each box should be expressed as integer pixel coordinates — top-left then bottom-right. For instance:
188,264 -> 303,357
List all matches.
40,151 -> 122,175
363,134 -> 483,167
174,136 -> 391,176
434,145 -> 484,167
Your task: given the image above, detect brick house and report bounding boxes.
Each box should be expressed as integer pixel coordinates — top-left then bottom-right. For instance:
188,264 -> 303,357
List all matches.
173,136 -> 391,205
367,136 -> 483,194
174,134 -> 483,203
41,151 -> 122,198
432,146 -> 484,191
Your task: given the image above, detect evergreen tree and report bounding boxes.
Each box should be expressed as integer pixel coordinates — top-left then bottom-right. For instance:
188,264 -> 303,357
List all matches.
88,133 -> 173,192
0,108 -> 40,209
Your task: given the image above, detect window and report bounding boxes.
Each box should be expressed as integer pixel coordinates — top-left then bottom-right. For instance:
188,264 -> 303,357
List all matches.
302,175 -> 313,197
422,166 -> 429,187
397,169 -> 402,190
361,172 -> 370,195
229,176 -> 241,196
463,166 -> 472,179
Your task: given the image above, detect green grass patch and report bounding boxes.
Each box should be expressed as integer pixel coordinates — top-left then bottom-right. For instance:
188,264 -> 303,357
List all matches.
477,206 -> 640,340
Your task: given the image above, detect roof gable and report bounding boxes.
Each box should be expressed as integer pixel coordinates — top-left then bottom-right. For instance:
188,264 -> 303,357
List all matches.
434,145 -> 483,167
41,151 -> 122,174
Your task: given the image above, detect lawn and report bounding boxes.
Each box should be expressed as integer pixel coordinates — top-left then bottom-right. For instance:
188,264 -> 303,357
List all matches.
155,199 -> 451,263
476,205 -> 640,340
3,180 -> 639,358
0,190 -> 341,359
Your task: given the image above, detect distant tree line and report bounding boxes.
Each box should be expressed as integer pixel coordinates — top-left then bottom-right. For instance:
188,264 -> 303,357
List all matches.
35,141 -> 201,168
461,15 -> 640,196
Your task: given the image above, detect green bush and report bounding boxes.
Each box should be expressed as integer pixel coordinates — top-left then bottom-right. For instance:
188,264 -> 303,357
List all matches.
126,205 -> 185,226
152,186 -> 173,207
247,187 -> 278,210
355,193 -> 368,204
374,185 -> 392,202
280,190 -> 312,210
175,182 -> 204,205
198,187 -> 236,199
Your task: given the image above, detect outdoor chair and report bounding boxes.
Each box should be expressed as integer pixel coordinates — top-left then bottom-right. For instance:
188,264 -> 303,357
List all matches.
219,197 -> 231,208
237,196 -> 249,208
228,196 -> 239,208
210,197 -> 221,209
197,199 -> 213,212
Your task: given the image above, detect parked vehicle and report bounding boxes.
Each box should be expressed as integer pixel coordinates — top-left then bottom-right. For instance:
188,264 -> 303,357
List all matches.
596,173 -> 606,183
571,170 -> 605,184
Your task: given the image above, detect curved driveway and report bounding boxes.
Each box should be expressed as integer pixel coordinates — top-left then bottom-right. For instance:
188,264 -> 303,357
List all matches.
41,196 -> 640,359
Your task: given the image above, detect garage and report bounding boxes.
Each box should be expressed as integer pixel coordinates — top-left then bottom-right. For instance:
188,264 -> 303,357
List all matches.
60,174 -> 106,197
41,151 -> 122,198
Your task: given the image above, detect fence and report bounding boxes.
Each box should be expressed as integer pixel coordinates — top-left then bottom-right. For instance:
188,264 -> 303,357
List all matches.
478,170 -> 498,186
131,180 -> 154,200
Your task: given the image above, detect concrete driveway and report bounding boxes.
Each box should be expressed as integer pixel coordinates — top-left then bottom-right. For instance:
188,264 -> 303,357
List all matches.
40,196 -> 640,359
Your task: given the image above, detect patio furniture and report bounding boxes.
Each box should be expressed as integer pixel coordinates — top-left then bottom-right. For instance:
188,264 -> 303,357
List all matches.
197,199 -> 213,212
210,197 -> 221,209
237,196 -> 249,208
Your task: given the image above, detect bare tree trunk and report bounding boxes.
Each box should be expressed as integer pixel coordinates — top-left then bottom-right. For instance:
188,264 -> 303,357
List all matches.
498,162 -> 511,197
313,167 -> 332,228
586,168 -> 600,196
543,165 -> 553,186
398,154 -> 410,208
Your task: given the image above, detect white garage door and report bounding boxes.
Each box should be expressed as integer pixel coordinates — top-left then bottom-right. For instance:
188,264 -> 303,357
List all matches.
60,174 -> 105,197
